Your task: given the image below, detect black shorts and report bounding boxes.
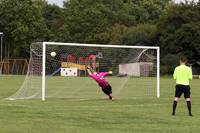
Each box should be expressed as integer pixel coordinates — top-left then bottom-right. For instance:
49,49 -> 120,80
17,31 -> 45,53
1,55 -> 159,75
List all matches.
102,84 -> 112,95
175,85 -> 191,98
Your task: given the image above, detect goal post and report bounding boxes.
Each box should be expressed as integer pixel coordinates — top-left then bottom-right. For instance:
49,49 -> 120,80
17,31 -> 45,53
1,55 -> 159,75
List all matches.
42,42 -> 46,101
7,42 -> 160,101
157,47 -> 160,98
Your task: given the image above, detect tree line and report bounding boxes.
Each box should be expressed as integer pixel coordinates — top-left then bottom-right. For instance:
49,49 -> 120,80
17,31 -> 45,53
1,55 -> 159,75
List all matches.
0,0 -> 199,74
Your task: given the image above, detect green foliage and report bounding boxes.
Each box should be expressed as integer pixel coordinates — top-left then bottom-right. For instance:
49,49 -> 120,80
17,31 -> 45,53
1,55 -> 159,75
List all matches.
57,0 -> 169,45
128,0 -> 170,23
122,24 -> 157,45
42,4 -> 64,41
0,0 -> 49,57
97,24 -> 157,46
0,0 -> 170,57
96,24 -> 128,44
160,54 -> 179,74
59,0 -> 137,43
157,1 -> 200,74
1,0 -> 200,74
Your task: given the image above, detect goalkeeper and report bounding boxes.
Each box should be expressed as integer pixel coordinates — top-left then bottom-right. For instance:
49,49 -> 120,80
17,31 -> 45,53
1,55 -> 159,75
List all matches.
172,57 -> 193,116
86,66 -> 113,100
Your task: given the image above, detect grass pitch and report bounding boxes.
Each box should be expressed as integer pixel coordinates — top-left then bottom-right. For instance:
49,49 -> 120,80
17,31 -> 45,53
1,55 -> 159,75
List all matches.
0,75 -> 200,133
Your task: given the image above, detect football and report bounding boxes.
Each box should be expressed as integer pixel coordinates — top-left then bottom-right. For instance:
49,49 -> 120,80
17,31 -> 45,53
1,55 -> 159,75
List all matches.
50,51 -> 56,57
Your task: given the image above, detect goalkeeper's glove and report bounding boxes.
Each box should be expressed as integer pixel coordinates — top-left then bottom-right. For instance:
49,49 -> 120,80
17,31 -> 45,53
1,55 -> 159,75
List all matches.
108,71 -> 113,74
87,65 -> 92,69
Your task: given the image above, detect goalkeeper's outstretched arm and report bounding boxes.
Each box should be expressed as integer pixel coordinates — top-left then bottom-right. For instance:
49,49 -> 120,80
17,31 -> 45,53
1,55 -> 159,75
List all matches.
86,65 -> 113,76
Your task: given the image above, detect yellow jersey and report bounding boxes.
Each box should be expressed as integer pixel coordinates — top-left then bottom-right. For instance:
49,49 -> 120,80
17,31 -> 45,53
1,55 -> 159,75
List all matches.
173,65 -> 192,85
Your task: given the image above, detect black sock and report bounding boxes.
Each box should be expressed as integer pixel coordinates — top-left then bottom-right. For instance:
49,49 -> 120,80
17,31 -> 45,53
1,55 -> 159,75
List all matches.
186,101 -> 192,115
172,101 -> 178,114
109,95 -> 112,100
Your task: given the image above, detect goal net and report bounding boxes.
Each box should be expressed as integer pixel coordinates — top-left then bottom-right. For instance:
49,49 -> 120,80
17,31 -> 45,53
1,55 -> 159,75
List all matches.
7,42 -> 160,101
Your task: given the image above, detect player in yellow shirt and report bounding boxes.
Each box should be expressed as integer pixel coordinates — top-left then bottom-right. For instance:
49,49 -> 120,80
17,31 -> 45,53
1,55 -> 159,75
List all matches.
172,57 -> 193,116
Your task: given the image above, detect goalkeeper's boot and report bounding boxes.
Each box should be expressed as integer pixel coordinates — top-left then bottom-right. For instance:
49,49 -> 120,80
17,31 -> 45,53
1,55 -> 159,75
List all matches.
109,95 -> 113,100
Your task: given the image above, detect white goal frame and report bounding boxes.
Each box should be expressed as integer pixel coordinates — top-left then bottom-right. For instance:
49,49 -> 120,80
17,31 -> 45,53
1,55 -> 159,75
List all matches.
41,42 -> 160,101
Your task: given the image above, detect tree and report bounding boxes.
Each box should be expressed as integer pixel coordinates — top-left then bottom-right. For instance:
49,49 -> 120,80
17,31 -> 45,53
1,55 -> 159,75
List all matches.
122,24 -> 157,46
42,4 -> 64,41
0,0 -> 49,57
95,24 -> 128,44
59,0 -> 137,43
57,0 -> 170,44
128,0 -> 170,23
156,1 -> 200,74
96,24 -> 157,46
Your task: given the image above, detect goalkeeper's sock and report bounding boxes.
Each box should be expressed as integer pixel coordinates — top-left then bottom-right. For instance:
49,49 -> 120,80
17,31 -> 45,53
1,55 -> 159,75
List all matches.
172,101 -> 177,115
186,101 -> 192,116
109,95 -> 112,100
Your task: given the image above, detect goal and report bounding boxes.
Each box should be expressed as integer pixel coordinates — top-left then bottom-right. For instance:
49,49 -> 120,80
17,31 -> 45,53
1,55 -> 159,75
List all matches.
7,42 -> 160,101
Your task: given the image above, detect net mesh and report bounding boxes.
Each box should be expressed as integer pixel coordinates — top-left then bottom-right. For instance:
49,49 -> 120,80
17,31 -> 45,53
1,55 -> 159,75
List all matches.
7,42 -> 158,100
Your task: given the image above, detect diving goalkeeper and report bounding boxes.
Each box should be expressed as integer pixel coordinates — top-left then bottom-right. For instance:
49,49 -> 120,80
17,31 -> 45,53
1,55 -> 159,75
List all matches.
87,66 -> 113,100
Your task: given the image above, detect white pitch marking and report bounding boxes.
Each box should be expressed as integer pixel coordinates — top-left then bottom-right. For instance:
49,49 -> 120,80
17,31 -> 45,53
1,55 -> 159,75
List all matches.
115,77 -> 129,96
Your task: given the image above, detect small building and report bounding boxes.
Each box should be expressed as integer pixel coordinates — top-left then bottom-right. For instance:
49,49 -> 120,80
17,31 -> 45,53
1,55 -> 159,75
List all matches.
190,62 -> 200,76
119,52 -> 155,77
119,62 -> 154,77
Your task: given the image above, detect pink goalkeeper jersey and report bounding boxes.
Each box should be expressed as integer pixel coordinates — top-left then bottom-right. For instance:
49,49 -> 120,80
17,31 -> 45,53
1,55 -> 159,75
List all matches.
89,72 -> 109,88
